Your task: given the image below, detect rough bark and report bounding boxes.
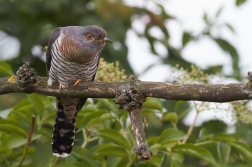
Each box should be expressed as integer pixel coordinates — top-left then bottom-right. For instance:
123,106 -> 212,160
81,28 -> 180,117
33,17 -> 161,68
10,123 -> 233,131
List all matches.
114,76 -> 152,160
1,76 -> 250,102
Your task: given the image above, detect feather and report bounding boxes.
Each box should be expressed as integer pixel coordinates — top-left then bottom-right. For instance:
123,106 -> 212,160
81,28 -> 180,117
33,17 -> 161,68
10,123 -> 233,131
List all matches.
46,25 -> 109,157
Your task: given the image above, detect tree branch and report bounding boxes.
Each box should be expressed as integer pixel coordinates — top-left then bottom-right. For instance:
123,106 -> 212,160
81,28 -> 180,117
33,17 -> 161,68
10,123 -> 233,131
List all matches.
0,63 -> 251,102
114,76 -> 152,160
1,76 -> 251,102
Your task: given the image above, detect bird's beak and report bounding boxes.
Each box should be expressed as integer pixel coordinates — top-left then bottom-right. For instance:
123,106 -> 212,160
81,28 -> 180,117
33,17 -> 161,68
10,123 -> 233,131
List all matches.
104,37 -> 112,43
96,37 -> 112,43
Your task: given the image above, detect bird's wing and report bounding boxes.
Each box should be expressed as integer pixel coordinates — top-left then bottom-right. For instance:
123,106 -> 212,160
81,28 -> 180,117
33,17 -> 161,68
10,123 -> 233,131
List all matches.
46,27 -> 61,75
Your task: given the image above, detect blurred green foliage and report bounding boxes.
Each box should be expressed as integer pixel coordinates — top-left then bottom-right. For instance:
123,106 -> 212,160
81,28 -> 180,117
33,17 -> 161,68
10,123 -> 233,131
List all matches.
0,91 -> 252,166
0,0 -> 251,166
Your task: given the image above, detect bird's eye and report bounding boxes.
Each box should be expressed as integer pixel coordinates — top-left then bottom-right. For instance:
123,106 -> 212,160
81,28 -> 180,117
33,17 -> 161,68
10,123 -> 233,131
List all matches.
86,34 -> 93,40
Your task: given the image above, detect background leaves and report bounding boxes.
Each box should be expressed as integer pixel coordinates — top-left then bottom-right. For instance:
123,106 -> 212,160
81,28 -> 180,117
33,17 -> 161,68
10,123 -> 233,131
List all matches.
0,0 -> 251,166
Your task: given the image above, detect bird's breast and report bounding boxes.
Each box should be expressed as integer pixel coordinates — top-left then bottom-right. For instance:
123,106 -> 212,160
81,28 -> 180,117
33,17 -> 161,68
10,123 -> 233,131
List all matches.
49,37 -> 100,88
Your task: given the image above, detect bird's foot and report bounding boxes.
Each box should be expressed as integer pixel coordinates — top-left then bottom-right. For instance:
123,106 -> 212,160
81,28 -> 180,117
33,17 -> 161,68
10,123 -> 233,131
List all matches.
74,79 -> 80,87
59,83 -> 63,91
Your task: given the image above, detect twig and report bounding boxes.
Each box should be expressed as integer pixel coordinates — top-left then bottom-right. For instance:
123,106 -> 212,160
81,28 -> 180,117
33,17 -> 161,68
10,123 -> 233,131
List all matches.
114,76 -> 152,160
27,115 -> 36,144
52,157 -> 59,166
182,102 -> 200,144
18,115 -> 36,167
182,112 -> 199,144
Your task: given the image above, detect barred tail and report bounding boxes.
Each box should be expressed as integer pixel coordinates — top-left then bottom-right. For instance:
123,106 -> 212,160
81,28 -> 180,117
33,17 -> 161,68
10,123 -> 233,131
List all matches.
52,97 -> 86,157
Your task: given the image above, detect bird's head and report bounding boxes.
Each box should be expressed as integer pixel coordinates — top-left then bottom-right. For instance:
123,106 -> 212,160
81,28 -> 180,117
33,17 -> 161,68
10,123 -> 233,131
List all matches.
58,25 -> 112,63
74,25 -> 112,55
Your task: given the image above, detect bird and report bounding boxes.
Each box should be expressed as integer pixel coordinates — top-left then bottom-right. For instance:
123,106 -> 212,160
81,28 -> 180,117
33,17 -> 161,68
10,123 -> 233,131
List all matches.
46,25 -> 112,158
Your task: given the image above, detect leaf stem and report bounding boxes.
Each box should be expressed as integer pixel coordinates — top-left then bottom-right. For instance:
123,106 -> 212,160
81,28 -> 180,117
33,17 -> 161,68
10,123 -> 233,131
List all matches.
182,103 -> 199,144
171,122 -> 178,130
126,153 -> 137,167
52,157 -> 59,166
17,115 -> 36,167
1,153 -> 10,167
81,129 -> 88,149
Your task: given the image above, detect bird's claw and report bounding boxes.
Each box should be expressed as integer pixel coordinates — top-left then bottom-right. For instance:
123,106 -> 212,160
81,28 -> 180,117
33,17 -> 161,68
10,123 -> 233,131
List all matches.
74,79 -> 80,87
59,83 -> 63,92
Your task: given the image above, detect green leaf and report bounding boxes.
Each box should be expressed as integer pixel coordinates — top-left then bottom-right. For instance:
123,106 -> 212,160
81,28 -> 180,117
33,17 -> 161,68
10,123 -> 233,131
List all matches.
161,154 -> 171,167
159,129 -> 187,147
143,98 -> 163,111
77,110 -> 108,129
77,110 -> 115,132
204,65 -> 223,74
236,0 -> 246,6
149,143 -> 162,151
213,133 -> 237,142
172,144 -> 219,167
98,129 -> 131,150
198,128 -> 214,141
217,142 -> 230,165
95,98 -> 119,115
148,136 -> 160,145
162,112 -> 178,123
139,153 -> 163,166
182,32 -> 192,47
173,160 -> 186,167
31,144 -> 54,167
228,141 -> 252,164
0,61 -> 14,76
0,118 -> 24,129
40,111 -> 56,125
0,131 -> 8,145
53,163 -> 78,167
27,93 -> 45,118
11,98 -> 34,113
36,128 -> 52,139
0,124 -> 27,138
72,147 -> 102,167
85,113 -> 116,128
5,134 -> 26,148
11,110 -> 33,125
172,152 -> 185,164
212,38 -> 240,79
107,156 -> 128,167
92,143 -> 128,159
174,101 -> 191,119
0,147 -> 11,153
224,23 -> 235,33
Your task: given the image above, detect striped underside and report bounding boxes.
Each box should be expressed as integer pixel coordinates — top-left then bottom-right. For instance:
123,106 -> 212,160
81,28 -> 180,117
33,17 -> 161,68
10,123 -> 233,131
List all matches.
48,35 -> 100,88
49,35 -> 100,157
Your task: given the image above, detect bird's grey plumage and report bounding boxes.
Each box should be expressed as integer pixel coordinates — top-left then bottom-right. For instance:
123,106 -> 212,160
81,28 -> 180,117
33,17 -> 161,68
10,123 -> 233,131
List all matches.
46,25 -> 111,157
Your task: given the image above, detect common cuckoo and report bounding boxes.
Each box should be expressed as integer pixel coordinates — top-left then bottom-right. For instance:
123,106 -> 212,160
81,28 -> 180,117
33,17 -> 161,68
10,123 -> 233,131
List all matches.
46,25 -> 112,157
